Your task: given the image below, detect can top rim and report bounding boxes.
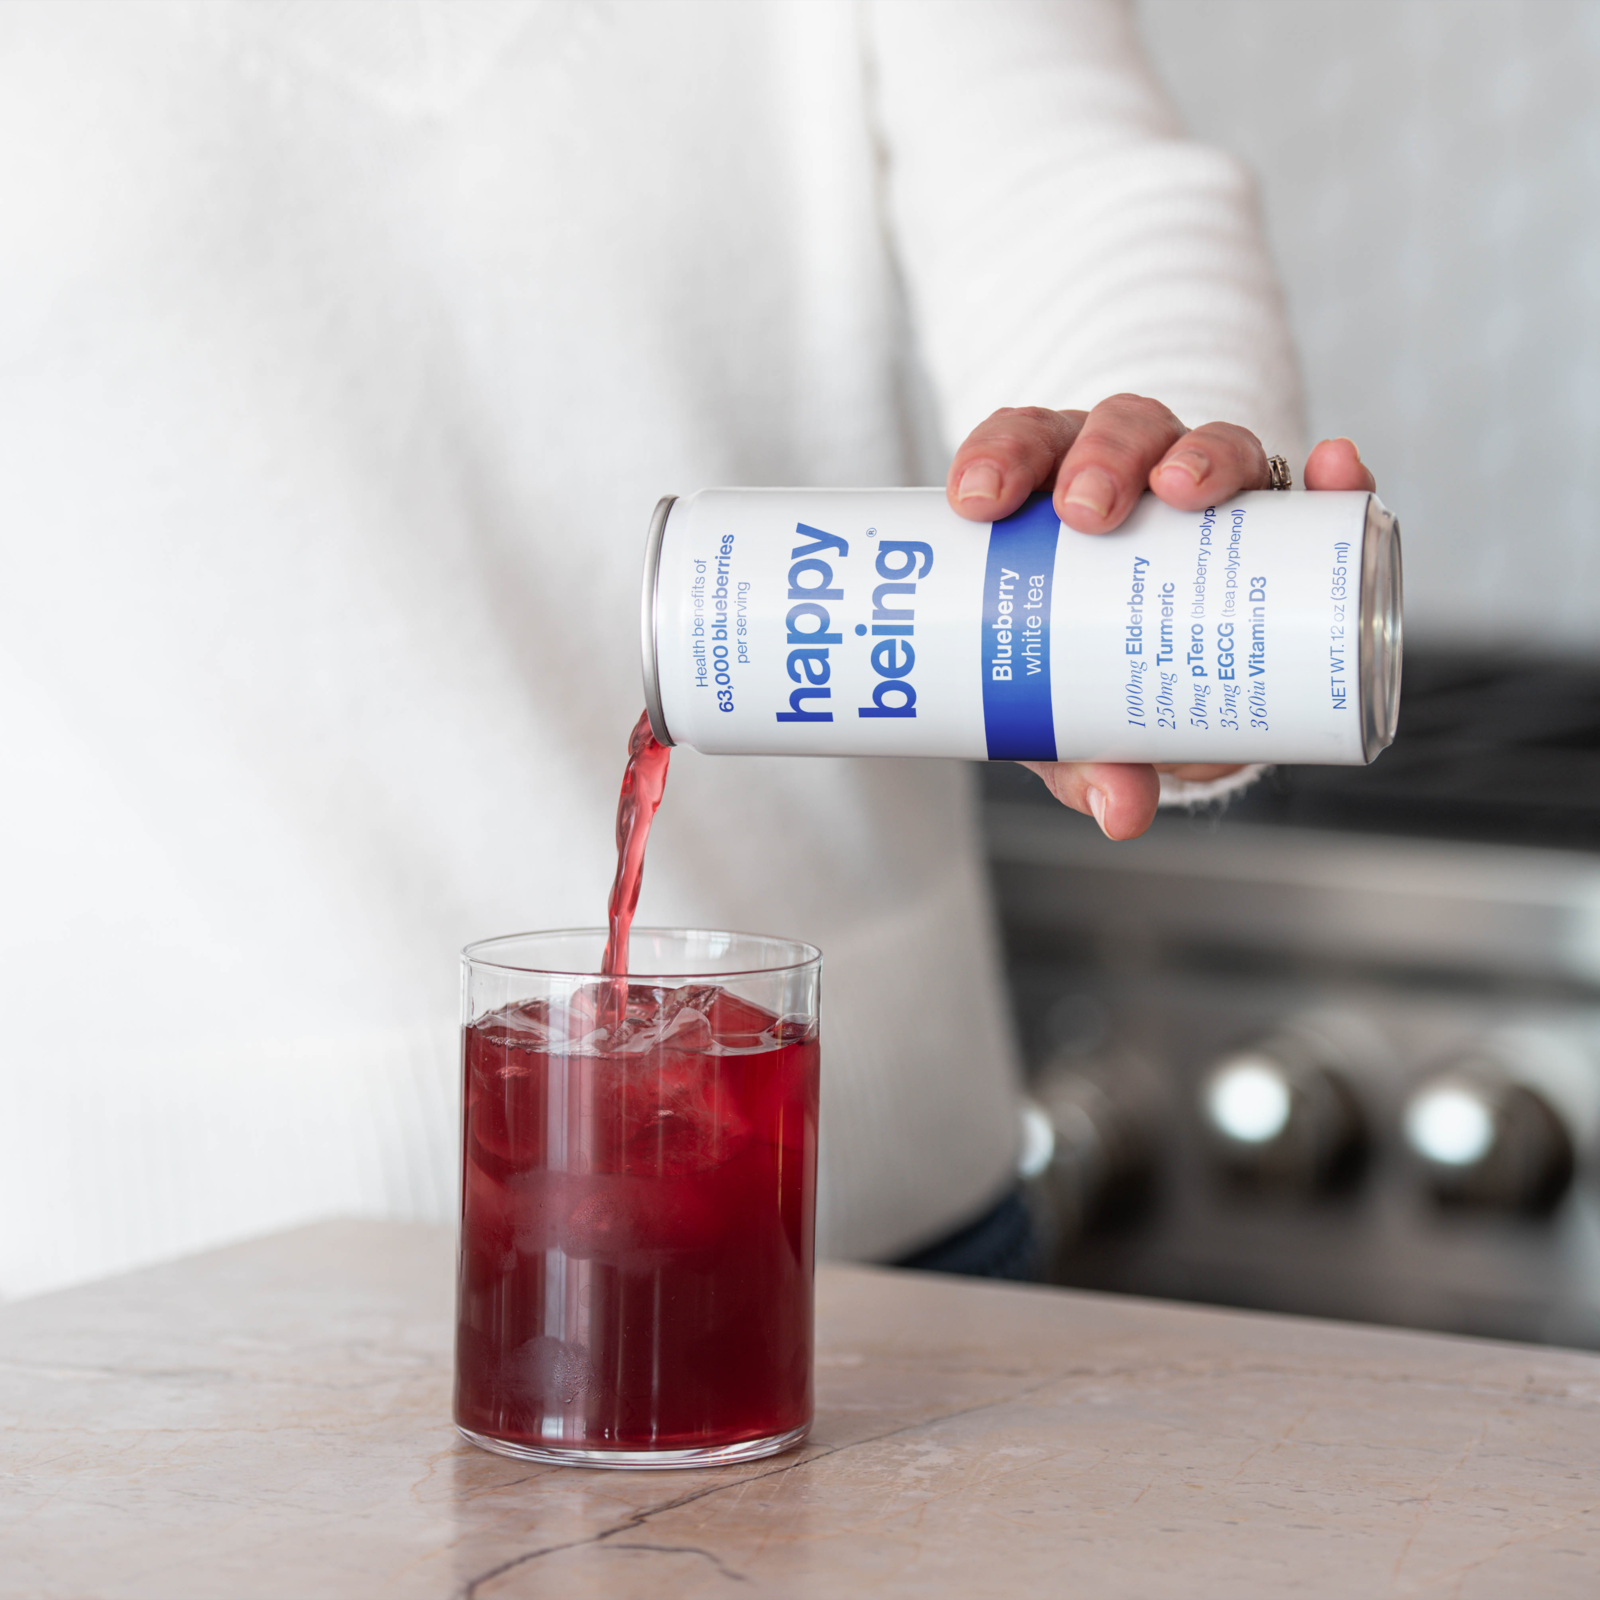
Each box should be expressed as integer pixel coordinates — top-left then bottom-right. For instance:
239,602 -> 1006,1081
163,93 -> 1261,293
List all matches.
1359,493 -> 1403,762
640,495 -> 677,747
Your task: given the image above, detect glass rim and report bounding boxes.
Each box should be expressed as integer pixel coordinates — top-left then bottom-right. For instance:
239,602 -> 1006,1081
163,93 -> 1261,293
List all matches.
460,926 -> 822,980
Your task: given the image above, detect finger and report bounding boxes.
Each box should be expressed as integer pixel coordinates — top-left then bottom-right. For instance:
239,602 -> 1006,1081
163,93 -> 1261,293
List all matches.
1149,421 -> 1270,511
1052,394 -> 1186,534
1017,760 -> 1161,841
1304,437 -> 1377,491
947,407 -> 1086,522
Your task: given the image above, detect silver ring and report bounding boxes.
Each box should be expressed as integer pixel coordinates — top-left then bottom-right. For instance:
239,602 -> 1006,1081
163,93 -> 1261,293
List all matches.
1267,455 -> 1292,490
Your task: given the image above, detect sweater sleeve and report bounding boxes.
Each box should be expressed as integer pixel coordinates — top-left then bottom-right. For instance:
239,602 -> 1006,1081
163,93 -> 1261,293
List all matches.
865,0 -> 1306,465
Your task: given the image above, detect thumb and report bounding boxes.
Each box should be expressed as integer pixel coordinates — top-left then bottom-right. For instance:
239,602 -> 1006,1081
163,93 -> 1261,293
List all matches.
1304,437 -> 1376,492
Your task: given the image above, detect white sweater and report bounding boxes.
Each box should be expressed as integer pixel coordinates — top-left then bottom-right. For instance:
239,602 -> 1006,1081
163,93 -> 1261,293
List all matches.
0,0 -> 1302,1297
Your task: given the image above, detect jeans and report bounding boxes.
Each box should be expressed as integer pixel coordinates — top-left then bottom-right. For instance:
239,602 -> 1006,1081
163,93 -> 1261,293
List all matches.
891,1187 -> 1040,1282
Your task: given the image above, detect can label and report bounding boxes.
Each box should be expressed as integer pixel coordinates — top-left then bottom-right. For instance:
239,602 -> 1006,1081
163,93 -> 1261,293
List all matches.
646,488 -> 1399,764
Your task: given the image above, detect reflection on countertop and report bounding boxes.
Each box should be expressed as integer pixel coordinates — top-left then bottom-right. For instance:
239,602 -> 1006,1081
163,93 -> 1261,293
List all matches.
6,1220 -> 1600,1597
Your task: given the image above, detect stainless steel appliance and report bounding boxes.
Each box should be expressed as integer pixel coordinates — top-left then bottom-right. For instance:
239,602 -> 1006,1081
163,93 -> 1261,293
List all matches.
987,652 -> 1600,1347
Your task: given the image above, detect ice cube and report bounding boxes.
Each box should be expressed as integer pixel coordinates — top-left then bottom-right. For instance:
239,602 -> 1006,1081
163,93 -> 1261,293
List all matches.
659,1005 -> 713,1050
706,988 -> 781,1050
560,1178 -> 635,1257
586,983 -> 719,1054
770,1013 -> 818,1043
618,1053 -> 752,1175
469,999 -> 555,1055
558,1171 -> 728,1259
608,1008 -> 672,1054
553,981 -> 702,1052
508,1168 -> 564,1256
512,1334 -> 596,1404
548,982 -> 613,1041
661,983 -> 721,1022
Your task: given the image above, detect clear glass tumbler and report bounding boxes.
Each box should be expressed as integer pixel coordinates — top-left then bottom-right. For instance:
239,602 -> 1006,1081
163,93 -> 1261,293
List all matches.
453,928 -> 821,1468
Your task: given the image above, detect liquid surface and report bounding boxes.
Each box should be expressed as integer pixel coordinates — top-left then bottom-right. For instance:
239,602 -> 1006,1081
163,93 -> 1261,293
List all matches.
454,983 -> 818,1451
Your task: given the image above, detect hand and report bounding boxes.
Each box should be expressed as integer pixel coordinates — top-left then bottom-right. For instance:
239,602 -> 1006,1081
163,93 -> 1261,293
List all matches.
945,395 -> 1376,840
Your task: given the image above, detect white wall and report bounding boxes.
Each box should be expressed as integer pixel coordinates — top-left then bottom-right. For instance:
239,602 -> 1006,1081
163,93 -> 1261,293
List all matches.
1139,0 -> 1600,650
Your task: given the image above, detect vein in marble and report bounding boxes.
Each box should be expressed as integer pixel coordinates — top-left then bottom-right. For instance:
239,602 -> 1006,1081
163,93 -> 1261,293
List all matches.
4,1221 -> 1600,1599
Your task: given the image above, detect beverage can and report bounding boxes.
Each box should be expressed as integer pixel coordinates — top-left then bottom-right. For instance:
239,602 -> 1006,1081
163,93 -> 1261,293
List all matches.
640,487 -> 1402,764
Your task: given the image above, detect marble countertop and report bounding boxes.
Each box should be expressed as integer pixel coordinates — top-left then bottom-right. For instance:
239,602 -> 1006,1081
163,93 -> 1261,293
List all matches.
5,1222 -> 1600,1598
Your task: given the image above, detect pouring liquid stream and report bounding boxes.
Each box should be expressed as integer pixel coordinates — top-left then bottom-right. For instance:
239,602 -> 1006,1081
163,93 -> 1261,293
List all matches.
600,710 -> 671,983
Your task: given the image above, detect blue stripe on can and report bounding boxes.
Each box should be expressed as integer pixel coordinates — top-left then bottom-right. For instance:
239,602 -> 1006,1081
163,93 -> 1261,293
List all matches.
981,495 -> 1058,760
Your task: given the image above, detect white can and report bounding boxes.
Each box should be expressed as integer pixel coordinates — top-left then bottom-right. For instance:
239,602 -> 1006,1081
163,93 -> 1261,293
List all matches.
640,488 -> 1401,764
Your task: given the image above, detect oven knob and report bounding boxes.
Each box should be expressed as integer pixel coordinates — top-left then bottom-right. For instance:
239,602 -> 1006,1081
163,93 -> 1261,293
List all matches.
1201,1035 -> 1366,1192
1402,1071 -> 1573,1211
1025,1064 -> 1153,1253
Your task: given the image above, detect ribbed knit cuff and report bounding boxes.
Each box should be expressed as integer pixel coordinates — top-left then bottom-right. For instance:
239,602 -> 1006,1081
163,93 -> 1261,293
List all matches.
1157,764 -> 1270,807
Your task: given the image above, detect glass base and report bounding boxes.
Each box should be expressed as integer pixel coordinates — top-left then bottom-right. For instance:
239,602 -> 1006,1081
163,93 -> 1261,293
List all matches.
455,1420 -> 810,1470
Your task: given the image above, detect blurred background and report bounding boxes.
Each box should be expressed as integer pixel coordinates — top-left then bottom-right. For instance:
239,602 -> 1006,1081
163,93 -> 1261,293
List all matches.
999,1 -> 1600,1347
1145,0 -> 1600,650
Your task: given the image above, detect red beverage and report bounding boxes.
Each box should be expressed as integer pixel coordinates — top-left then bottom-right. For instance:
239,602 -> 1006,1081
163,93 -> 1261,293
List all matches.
454,713 -> 819,1462
453,979 -> 819,1453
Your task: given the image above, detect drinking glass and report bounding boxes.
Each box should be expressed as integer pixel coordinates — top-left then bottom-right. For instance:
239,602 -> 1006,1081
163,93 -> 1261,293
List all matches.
453,927 -> 821,1468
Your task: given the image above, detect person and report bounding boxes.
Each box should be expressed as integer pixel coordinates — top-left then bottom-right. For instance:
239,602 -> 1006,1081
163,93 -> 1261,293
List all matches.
0,0 -> 1374,1297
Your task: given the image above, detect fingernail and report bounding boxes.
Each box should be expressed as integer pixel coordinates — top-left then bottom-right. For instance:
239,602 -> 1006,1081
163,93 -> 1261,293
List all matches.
1061,467 -> 1115,519
955,463 -> 1002,503
1156,449 -> 1210,486
1334,437 -> 1362,460
1086,786 -> 1110,836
